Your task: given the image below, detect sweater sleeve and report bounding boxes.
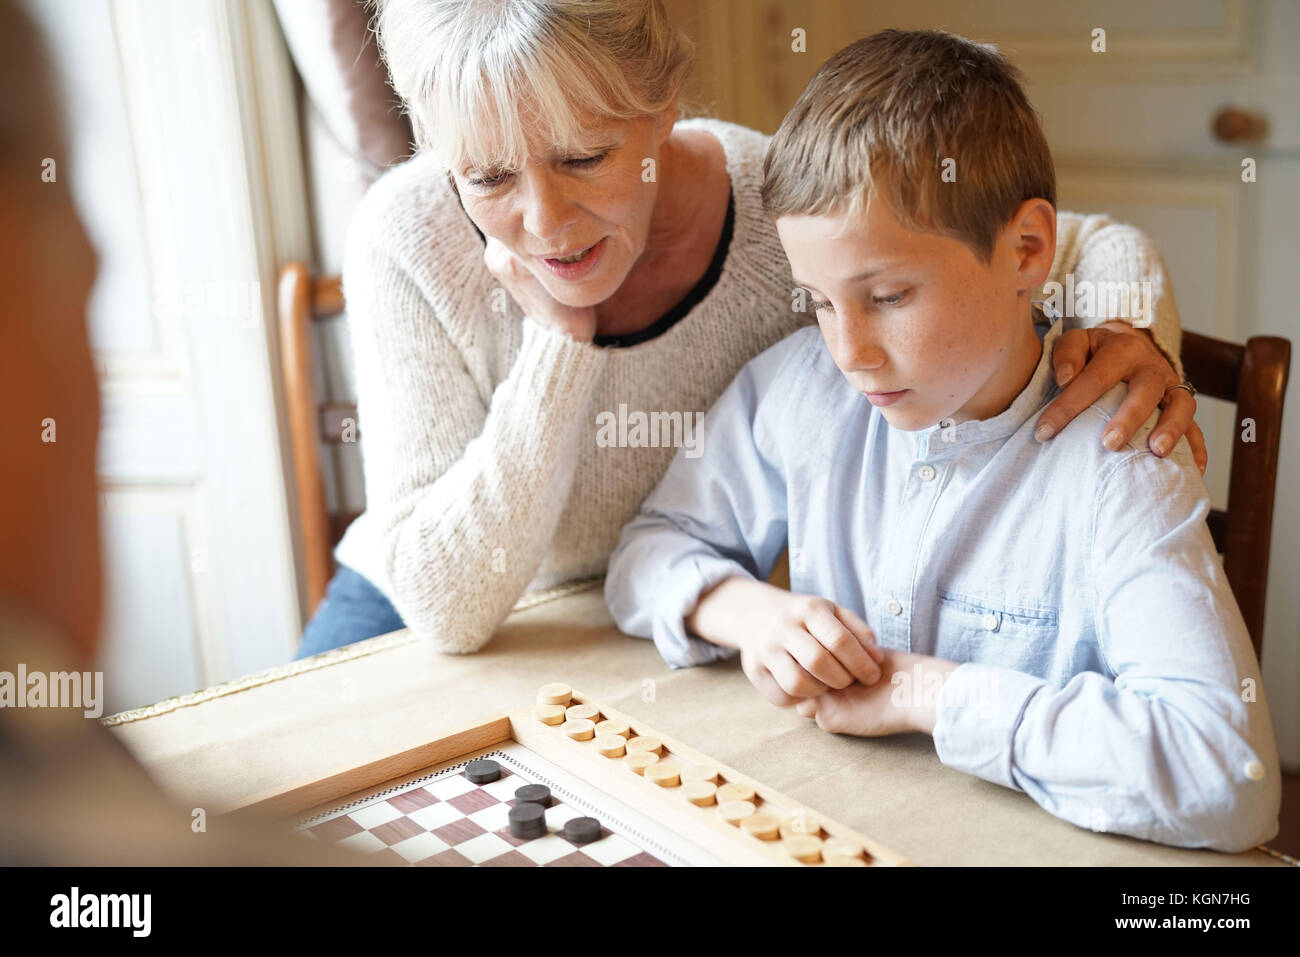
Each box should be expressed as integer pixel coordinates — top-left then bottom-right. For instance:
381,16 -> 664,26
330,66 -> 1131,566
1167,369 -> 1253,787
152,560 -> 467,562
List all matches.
343,208 -> 609,654
1049,211 -> 1184,381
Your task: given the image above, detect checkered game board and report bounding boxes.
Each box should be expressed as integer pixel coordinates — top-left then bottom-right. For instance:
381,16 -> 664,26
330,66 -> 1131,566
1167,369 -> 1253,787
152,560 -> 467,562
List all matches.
296,752 -> 671,867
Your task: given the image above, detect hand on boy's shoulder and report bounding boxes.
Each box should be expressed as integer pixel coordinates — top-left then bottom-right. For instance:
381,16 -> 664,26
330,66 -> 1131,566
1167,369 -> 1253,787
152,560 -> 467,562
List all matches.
1056,381 -> 1199,474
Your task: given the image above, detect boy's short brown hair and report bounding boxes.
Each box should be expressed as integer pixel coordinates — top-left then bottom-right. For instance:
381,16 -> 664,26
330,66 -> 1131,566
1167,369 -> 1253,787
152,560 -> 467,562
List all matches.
761,29 -> 1056,262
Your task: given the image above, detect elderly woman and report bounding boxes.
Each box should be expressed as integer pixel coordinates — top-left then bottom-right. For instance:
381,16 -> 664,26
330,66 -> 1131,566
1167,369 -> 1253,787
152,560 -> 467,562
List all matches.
295,0 -> 1203,658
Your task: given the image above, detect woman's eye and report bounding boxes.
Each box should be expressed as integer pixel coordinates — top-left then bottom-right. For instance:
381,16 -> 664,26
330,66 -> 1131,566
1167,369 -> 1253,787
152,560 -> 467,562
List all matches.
467,169 -> 510,188
566,151 -> 609,170
874,289 -> 910,307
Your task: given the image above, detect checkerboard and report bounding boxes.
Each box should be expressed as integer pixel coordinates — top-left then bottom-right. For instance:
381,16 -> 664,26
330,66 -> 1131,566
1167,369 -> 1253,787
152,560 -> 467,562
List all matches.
296,754 -> 669,867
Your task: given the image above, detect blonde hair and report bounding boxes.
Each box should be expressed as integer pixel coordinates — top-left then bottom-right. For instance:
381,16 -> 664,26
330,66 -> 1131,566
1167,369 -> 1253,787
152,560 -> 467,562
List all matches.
761,30 -> 1055,262
371,0 -> 694,173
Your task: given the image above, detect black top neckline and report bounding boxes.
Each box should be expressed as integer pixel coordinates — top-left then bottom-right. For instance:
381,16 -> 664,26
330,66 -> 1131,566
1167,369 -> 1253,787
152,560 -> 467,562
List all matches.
593,187 -> 735,348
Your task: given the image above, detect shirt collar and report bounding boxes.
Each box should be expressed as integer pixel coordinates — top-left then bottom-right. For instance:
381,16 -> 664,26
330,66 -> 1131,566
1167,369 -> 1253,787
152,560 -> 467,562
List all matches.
911,306 -> 1064,459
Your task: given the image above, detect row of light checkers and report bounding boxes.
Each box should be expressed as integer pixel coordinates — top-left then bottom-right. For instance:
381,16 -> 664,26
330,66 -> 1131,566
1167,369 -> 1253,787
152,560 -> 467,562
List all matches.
535,683 -> 873,865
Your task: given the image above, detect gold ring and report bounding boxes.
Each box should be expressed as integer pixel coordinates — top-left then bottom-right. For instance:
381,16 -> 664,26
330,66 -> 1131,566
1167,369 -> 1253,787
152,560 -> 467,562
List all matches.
1164,381 -> 1197,401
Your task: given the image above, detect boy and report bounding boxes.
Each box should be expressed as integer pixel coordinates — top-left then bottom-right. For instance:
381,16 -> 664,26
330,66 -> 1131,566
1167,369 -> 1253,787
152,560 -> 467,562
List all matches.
604,30 -> 1280,852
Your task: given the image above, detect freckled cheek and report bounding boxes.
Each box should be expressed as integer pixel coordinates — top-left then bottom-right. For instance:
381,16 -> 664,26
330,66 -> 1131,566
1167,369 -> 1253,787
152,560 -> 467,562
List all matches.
901,323 -> 961,371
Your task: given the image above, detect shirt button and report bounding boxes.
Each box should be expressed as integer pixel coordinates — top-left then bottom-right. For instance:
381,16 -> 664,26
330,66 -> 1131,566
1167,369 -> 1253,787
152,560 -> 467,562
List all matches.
918,465 -> 937,481
886,599 -> 903,616
981,612 -> 999,631
1244,760 -> 1266,781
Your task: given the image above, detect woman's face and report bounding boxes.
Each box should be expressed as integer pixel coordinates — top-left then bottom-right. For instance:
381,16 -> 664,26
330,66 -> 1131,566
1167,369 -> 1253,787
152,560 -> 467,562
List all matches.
451,108 -> 674,308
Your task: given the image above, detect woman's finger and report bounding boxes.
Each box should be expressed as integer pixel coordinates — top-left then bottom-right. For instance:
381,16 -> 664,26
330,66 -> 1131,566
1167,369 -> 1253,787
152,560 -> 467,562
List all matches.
1048,326 -> 1093,387
1098,367 -> 1169,451
1037,329 -> 1151,443
1148,387 -> 1199,459
1186,420 -> 1208,474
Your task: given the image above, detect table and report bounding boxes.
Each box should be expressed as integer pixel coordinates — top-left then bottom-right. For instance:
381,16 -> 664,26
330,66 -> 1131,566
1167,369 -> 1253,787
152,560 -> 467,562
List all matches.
106,585 -> 1287,866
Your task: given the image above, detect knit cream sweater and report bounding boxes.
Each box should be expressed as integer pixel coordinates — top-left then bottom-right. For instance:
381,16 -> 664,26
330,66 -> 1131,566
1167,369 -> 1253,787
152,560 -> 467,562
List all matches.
334,116 -> 1183,653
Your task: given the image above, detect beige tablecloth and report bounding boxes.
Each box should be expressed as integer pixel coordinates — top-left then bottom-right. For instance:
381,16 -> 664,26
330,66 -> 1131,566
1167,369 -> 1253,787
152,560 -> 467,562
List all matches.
106,585 -> 1286,866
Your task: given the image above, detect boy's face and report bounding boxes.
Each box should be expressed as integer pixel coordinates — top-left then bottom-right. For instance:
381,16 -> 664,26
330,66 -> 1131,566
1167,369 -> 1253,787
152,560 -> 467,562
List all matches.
776,194 -> 1054,431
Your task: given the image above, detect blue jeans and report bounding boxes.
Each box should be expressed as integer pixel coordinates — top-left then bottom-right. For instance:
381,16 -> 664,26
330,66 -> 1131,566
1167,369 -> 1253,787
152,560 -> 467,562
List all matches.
294,565 -> 406,659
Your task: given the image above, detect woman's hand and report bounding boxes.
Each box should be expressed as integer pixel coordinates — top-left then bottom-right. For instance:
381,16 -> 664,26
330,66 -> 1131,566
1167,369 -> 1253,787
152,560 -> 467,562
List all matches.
1035,321 -> 1207,473
483,236 -> 598,342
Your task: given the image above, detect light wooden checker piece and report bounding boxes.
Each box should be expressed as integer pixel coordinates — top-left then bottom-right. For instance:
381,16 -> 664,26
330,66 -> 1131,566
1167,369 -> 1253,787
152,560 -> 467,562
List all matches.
226,685 -> 911,867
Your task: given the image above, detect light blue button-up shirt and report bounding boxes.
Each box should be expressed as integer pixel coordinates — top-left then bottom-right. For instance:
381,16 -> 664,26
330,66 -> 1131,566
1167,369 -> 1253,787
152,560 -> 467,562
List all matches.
605,316 -> 1280,852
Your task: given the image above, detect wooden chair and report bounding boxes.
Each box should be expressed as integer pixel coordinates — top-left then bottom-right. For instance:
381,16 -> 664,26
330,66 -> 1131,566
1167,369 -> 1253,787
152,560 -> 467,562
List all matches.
1180,330 -> 1291,661
278,263 -> 361,618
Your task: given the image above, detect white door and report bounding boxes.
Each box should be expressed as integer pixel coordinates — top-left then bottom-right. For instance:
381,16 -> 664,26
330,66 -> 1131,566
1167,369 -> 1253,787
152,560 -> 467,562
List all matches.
28,0 -> 313,713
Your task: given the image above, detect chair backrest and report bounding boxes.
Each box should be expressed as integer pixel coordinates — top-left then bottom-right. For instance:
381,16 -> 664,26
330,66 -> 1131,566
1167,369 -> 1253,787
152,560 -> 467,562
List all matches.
278,263 -> 359,617
1180,330 -> 1291,661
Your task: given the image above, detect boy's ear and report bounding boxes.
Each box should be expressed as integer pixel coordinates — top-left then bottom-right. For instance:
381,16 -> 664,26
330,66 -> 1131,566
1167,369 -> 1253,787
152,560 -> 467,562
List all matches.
1007,198 -> 1057,292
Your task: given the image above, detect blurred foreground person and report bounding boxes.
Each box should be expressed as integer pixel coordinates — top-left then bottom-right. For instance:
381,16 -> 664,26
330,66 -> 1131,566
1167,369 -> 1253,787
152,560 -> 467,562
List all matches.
0,0 -> 359,865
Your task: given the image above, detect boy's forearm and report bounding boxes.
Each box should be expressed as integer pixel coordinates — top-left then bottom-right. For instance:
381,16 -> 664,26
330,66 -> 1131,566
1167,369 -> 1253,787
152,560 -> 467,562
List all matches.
685,575 -> 779,651
897,653 -> 961,735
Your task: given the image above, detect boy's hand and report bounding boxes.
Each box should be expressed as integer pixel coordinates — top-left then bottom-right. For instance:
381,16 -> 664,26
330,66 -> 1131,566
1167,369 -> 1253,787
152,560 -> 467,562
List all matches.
795,650 -> 960,736
686,577 -> 884,706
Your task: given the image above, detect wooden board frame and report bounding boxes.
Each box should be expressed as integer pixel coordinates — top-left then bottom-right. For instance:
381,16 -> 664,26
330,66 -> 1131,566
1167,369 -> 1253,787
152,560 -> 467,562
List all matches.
227,689 -> 913,867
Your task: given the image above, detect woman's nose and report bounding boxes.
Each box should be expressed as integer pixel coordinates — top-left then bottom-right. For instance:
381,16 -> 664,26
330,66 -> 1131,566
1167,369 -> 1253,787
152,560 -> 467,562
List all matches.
519,169 -> 576,241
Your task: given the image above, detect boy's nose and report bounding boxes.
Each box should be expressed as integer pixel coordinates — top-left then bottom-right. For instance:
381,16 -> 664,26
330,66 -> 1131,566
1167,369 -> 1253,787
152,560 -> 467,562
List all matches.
827,321 -> 886,373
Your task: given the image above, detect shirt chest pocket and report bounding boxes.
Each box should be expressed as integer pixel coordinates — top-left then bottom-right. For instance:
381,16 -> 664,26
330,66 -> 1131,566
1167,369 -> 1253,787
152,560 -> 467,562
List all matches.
936,590 -> 1059,679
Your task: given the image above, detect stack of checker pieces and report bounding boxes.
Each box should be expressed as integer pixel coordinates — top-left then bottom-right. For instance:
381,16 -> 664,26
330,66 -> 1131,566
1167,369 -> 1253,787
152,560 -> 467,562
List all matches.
533,683 -> 875,866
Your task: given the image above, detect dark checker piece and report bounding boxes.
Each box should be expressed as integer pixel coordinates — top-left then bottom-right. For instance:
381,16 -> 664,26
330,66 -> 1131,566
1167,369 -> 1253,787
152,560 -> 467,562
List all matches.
508,802 -> 547,839
562,817 -> 602,845
465,759 -> 502,784
514,784 -> 552,807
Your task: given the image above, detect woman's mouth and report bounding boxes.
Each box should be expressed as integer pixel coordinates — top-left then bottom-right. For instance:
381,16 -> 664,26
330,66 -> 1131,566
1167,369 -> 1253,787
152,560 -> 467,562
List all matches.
539,237 -> 607,280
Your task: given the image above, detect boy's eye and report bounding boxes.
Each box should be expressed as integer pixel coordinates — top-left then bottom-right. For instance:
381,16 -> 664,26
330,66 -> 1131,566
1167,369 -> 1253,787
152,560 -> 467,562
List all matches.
873,289 -> 910,307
